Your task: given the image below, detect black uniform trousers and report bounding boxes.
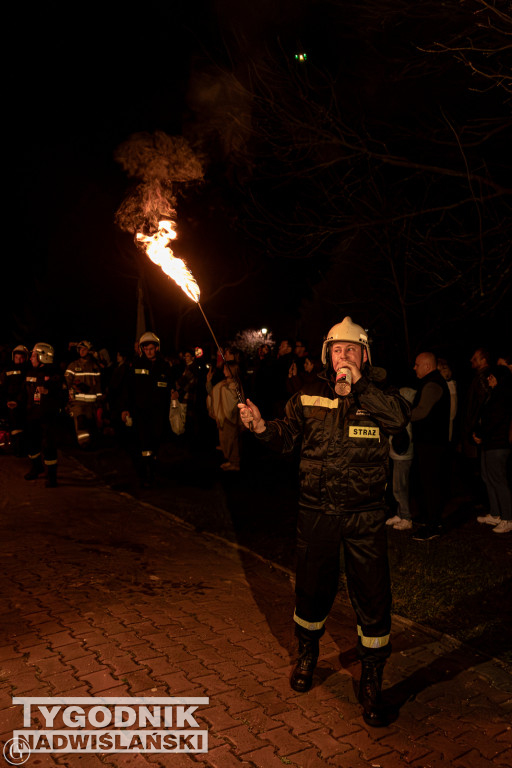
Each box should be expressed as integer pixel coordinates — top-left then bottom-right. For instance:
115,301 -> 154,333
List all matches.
26,416 -> 58,465
294,507 -> 392,662
414,443 -> 448,527
134,407 -> 167,458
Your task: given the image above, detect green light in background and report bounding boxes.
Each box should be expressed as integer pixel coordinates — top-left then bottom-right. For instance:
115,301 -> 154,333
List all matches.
294,53 -> 308,62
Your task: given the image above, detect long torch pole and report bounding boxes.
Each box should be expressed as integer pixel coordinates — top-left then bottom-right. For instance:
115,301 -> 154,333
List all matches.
134,222 -> 248,411
197,301 -> 245,405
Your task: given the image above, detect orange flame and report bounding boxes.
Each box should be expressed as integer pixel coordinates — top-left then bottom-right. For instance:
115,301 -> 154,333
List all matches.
136,220 -> 200,302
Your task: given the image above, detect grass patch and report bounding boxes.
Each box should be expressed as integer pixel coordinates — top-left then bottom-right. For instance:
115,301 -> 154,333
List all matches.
387,515 -> 512,665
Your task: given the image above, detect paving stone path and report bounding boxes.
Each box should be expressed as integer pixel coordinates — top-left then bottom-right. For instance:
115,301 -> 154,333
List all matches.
1,454 -> 510,767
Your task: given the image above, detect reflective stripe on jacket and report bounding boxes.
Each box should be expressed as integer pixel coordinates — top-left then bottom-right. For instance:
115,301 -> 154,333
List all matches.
257,368 -> 410,514
25,365 -> 67,417
65,358 -> 103,401
122,356 -> 174,412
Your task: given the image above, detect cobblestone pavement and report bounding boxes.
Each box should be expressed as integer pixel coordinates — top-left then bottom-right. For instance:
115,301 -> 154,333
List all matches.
1,454 -> 511,767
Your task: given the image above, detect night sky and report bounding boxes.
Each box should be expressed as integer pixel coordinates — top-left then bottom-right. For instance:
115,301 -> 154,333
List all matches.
5,0 -> 511,380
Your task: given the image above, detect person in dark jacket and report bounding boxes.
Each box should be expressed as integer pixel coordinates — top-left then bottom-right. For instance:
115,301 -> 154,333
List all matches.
474,366 -> 512,533
121,332 -> 174,487
24,343 -> 67,487
463,347 -> 491,456
0,344 -> 30,456
65,340 -> 103,449
106,349 -> 131,438
272,338 -> 296,417
238,317 -> 410,728
248,343 -> 274,417
286,354 -> 323,396
410,352 -> 451,541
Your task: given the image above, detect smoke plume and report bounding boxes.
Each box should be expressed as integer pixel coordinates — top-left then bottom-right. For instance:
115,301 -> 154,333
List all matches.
114,131 -> 203,234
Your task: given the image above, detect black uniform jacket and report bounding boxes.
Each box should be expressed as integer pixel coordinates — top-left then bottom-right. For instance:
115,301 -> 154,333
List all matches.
0,362 -> 29,407
123,356 -> 174,413
25,365 -> 67,420
257,367 -> 410,515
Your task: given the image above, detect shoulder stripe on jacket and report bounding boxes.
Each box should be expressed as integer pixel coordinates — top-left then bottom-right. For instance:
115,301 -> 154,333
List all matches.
300,394 -> 339,409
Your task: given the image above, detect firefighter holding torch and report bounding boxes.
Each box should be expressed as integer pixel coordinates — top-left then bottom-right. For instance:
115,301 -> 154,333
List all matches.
238,317 -> 410,727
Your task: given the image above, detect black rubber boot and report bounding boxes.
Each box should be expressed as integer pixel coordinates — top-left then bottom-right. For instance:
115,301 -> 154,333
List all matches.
290,636 -> 319,693
358,661 -> 388,727
24,456 -> 44,480
45,466 -> 58,488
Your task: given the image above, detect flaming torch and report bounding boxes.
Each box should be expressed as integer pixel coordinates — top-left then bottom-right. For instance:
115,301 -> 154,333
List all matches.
136,219 -> 246,405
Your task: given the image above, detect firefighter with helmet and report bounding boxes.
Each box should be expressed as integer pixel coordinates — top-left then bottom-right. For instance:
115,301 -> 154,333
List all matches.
0,345 -> 30,456
121,332 -> 174,487
65,340 -> 103,448
238,317 -> 410,727
24,343 -> 67,487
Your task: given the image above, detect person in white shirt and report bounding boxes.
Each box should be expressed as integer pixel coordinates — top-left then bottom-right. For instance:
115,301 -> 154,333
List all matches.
386,387 -> 416,531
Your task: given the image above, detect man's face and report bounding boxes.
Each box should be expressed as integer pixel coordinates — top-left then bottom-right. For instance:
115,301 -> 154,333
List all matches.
470,351 -> 485,370
142,343 -> 157,360
78,346 -> 89,358
331,342 -> 365,372
295,342 -> 306,358
278,340 -> 292,356
184,352 -> 194,365
414,355 -> 430,379
437,362 -> 451,381
13,353 -> 26,365
30,351 -> 40,367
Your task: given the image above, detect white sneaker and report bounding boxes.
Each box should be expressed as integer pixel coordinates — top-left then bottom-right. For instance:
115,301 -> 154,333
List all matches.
386,515 -> 401,526
393,519 -> 413,531
492,520 -> 512,534
476,514 -> 501,525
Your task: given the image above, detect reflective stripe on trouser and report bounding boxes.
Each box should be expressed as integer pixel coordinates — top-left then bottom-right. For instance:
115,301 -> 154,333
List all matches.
294,507 -> 392,659
7,406 -> 26,433
73,411 -> 95,445
134,409 -> 167,463
26,419 -> 58,466
357,625 -> 390,649
293,611 -> 328,633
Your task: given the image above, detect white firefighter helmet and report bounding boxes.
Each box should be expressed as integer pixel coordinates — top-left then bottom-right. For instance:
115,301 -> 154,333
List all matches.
321,317 -> 371,365
12,344 -> 29,361
32,343 -> 55,365
139,331 -> 160,349
77,340 -> 93,351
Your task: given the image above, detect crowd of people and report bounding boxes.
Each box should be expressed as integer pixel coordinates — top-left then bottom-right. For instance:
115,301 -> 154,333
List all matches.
0,333 -> 511,521
1,321 -> 511,729
0,334 -> 323,484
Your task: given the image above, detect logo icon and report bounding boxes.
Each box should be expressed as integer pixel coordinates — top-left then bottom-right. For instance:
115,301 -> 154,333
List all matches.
3,736 -> 31,765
